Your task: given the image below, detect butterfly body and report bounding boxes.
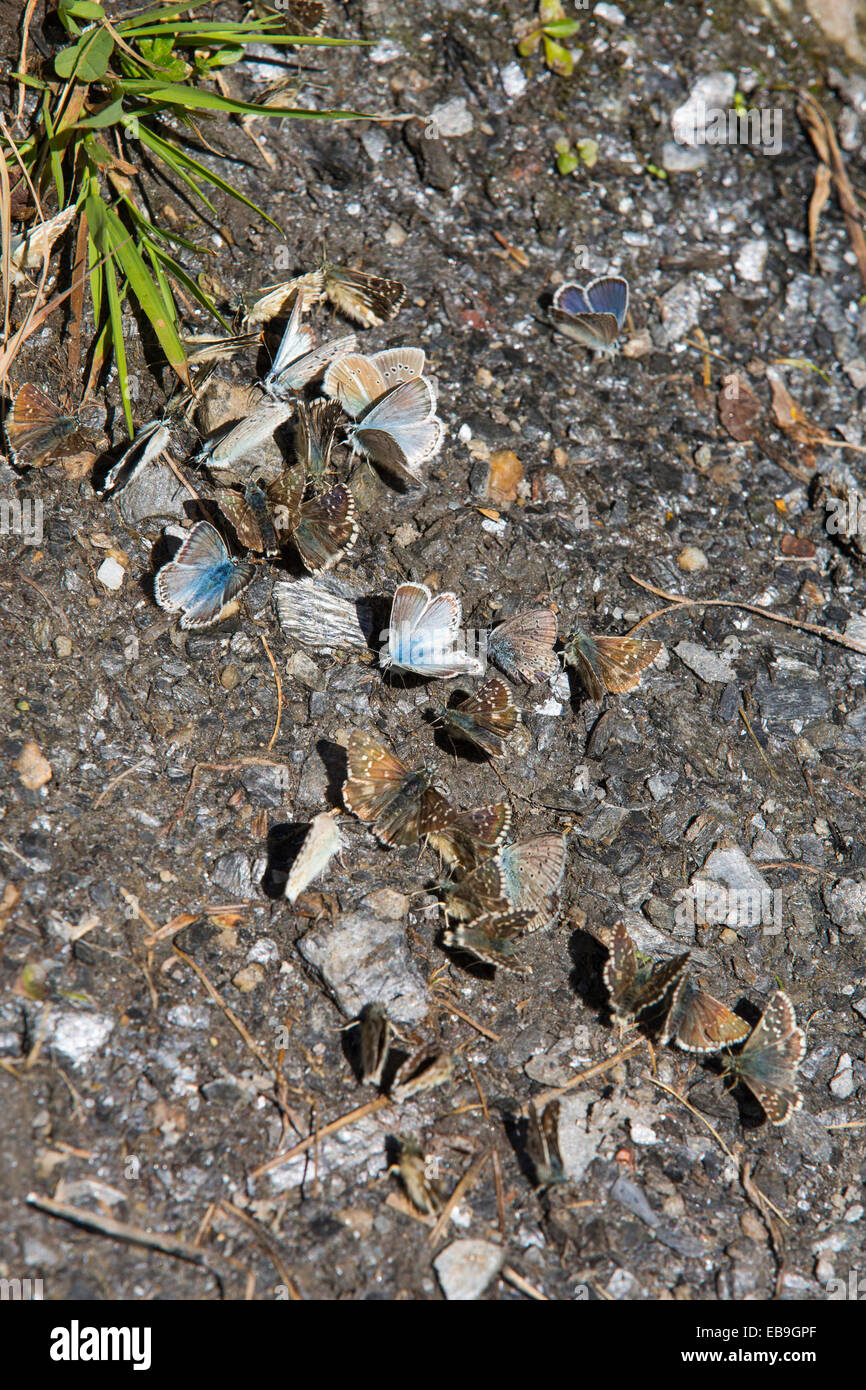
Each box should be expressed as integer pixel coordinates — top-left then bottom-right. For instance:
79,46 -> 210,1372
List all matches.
263,291 -> 357,398
358,1002 -> 391,1087
321,260 -> 406,326
526,1101 -> 567,1187
5,383 -> 90,468
442,910 -> 534,973
662,975 -> 750,1054
343,731 -> 440,847
551,275 -> 629,355
384,583 -> 483,680
488,607 -> 559,685
284,811 -> 343,903
445,833 -> 567,932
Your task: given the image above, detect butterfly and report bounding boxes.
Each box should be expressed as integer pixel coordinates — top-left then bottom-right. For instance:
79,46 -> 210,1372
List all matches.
262,291 -> 357,398
323,347 -> 427,416
274,575 -> 374,653
424,800 -> 512,874
358,1002 -> 391,1087
603,922 -> 690,1024
393,1136 -> 443,1215
195,398 -> 293,471
439,677 -> 519,758
180,329 -> 263,366
5,383 -> 91,468
384,582 -> 483,680
342,730 -> 443,848
10,206 -> 76,281
390,1046 -> 453,1102
95,417 -> 172,496
442,910 -> 533,974
294,398 -> 343,480
723,990 -> 806,1126
550,275 -> 630,354
487,607 -> 559,685
251,0 -> 326,34
445,833 -> 568,932
324,351 -> 441,487
284,810 -> 343,903
661,974 -> 750,1055
321,260 -> 406,326
243,268 -> 325,326
526,1100 -> 566,1187
217,469 -> 358,571
563,629 -> 662,701
154,521 -> 256,630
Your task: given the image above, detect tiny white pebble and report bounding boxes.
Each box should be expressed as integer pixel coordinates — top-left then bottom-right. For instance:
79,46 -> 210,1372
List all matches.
458,423 -> 472,443
97,557 -> 125,591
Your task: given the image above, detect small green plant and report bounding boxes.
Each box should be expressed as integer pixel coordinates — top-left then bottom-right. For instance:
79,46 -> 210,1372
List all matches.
515,2 -> 581,79
554,136 -> 597,175
4,1 -> 366,431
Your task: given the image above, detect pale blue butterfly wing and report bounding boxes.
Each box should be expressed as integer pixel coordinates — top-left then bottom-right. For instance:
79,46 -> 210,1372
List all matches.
386,582 -> 482,679
155,522 -> 255,629
195,399 -> 293,470
97,419 -> 170,496
348,377 -> 442,486
324,347 -> 426,417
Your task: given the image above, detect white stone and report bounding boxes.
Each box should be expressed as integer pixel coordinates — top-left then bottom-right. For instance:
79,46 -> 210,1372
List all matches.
97,557 -> 125,590
594,2 -> 626,24
434,1240 -> 503,1300
674,640 -> 736,683
500,61 -> 528,99
48,1009 -> 114,1065
429,97 -> 473,138
830,1053 -> 855,1099
736,238 -> 769,283
671,72 -> 737,145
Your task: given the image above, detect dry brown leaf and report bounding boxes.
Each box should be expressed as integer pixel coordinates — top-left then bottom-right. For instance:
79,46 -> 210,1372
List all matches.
717,373 -> 762,442
768,373 -> 833,450
487,449 -> 524,504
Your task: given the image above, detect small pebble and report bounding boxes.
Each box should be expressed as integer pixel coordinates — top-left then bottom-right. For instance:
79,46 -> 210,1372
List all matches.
16,741 -> 52,790
232,964 -> 265,993
97,556 -> 125,590
434,1240 -> 503,1300
219,664 -> 241,691
500,62 -> 528,99
54,636 -> 72,657
677,546 -> 708,572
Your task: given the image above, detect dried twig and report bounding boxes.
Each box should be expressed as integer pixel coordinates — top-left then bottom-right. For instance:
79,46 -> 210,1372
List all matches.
501,1264 -> 549,1301
173,945 -> 277,1077
522,1039 -> 646,1112
93,760 -> 150,809
627,575 -> 866,654
26,1193 -> 246,1292
249,1095 -> 392,1179
260,633 -> 283,751
428,1149 -> 490,1247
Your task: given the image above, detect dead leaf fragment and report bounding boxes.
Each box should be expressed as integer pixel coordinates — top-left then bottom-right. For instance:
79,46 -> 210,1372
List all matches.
780,534 -> 816,558
16,741 -> 52,790
487,449 -> 524,504
718,373 -> 762,442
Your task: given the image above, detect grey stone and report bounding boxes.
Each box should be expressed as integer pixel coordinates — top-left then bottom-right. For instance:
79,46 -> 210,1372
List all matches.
500,61 -> 528,99
674,640 -> 737,683
429,97 -> 473,137
755,673 -> 831,738
735,238 -> 769,283
823,878 -> 866,934
298,908 -> 429,1023
830,1053 -> 855,1099
656,280 -> 702,346
434,1240 -> 504,1300
117,462 -> 188,526
689,846 -> 774,937
240,763 -> 291,808
46,1008 -> 114,1066
661,141 -> 707,172
166,1005 -> 211,1029
211,851 -> 255,898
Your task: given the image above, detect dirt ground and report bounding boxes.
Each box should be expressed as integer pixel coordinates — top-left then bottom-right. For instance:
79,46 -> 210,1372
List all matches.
1,1 -> 865,1301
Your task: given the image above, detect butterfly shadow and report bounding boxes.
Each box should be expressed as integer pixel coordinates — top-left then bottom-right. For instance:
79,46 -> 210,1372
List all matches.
422,700 -> 492,764
566,929 -> 609,1013
502,1109 -> 539,1188
262,821 -> 314,899
316,738 -> 349,810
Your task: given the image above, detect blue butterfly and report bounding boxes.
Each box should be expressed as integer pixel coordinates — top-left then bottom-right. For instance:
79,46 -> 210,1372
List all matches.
384,582 -> 483,679
263,291 -> 356,399
155,522 -> 255,629
551,275 -> 629,354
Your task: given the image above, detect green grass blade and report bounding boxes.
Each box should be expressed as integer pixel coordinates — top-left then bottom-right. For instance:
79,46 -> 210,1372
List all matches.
138,84 -> 377,120
134,123 -> 217,215
146,238 -> 232,333
103,203 -> 191,392
102,240 -> 133,435
136,121 -> 281,232
42,95 -> 65,207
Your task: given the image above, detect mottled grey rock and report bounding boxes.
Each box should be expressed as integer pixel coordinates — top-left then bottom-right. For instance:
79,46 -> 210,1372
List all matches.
117,462 -> 188,526
46,1008 -> 114,1066
298,908 -> 429,1023
240,763 -> 291,808
830,1053 -> 855,1099
656,280 -> 702,345
674,641 -> 736,683
500,61 -> 528,99
428,97 -> 474,137
689,846 -> 774,937
671,71 -> 737,145
211,851 -> 255,898
434,1240 -> 503,1300
823,878 -> 866,934
755,672 -> 831,738
166,1005 -> 211,1029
